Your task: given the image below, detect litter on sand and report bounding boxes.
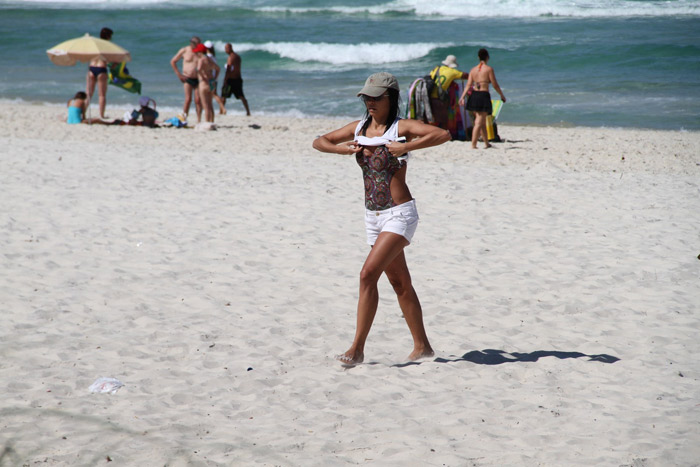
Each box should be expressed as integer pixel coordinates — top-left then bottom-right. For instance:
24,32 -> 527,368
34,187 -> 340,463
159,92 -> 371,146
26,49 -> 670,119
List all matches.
88,377 -> 124,394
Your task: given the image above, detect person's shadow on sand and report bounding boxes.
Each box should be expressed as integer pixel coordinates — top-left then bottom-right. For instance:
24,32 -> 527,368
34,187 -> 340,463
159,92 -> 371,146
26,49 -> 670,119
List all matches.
391,349 -> 619,367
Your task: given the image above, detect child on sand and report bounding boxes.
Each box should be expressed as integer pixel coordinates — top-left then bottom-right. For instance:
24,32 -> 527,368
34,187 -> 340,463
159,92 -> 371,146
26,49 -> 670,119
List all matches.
66,91 -> 87,124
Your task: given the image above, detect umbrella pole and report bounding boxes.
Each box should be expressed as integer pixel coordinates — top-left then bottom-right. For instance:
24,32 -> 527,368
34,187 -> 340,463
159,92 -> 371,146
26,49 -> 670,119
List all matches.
86,91 -> 92,125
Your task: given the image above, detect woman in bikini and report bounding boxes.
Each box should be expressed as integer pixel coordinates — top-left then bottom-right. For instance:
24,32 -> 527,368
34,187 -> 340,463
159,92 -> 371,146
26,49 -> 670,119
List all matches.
86,27 -> 113,119
459,48 -> 507,149
312,72 -> 451,366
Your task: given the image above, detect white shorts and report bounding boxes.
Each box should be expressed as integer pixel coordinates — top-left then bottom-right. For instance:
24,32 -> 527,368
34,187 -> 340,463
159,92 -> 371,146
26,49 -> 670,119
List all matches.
364,199 -> 419,246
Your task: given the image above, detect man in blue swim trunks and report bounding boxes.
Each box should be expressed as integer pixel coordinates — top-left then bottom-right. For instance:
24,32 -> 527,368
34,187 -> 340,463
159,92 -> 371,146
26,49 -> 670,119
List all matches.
170,36 -> 203,122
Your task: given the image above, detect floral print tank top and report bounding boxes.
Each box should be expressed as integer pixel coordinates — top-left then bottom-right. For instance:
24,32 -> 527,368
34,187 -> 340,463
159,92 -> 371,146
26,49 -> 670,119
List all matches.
354,117 -> 408,211
356,146 -> 406,210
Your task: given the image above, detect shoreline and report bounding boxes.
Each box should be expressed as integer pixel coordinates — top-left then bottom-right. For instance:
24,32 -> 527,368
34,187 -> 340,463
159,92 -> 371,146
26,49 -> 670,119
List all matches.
4,98 -> 700,133
3,101 -> 698,176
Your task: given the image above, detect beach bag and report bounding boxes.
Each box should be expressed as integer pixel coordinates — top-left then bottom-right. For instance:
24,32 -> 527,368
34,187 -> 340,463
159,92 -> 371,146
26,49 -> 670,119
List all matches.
422,73 -> 436,96
423,66 -> 449,102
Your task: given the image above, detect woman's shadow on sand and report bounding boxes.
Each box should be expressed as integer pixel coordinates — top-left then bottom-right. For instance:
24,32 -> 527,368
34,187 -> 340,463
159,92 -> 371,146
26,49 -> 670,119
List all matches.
392,349 -> 619,367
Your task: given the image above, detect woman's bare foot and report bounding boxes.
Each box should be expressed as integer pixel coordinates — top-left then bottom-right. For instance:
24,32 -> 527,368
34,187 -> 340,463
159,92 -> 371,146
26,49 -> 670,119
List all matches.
408,347 -> 434,361
484,143 -> 492,149
335,350 -> 364,367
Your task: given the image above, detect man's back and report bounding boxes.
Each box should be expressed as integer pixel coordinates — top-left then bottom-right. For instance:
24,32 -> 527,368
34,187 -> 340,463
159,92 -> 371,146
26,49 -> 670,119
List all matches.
430,65 -> 467,97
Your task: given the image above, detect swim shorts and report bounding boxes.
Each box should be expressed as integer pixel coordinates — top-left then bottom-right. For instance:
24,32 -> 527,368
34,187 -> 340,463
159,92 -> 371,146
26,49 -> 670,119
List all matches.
222,78 -> 245,99
364,199 -> 419,246
185,76 -> 199,88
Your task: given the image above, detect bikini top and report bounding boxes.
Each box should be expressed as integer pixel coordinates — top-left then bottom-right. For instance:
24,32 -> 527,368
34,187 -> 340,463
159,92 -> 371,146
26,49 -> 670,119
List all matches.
353,117 -> 410,161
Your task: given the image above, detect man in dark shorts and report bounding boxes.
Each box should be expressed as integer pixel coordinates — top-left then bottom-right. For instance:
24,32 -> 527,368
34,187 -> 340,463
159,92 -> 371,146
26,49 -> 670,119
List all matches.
170,36 -> 203,122
221,43 -> 251,116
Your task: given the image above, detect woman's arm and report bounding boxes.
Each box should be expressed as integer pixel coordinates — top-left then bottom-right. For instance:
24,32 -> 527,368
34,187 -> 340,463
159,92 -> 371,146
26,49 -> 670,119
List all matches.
312,120 -> 362,155
458,71 -> 474,105
387,119 -> 451,157
490,69 -> 506,102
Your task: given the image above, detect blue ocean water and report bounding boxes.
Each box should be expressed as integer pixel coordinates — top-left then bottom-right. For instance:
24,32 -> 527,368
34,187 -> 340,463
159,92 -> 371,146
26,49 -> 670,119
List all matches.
1,0 -> 699,129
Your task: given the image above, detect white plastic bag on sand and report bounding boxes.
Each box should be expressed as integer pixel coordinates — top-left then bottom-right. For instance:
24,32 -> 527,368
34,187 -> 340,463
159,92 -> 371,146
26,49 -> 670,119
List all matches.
194,121 -> 216,131
89,377 -> 124,394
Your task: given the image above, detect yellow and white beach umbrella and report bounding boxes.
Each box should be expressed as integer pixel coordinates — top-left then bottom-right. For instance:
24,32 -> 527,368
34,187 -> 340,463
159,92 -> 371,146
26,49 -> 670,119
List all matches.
46,33 -> 131,66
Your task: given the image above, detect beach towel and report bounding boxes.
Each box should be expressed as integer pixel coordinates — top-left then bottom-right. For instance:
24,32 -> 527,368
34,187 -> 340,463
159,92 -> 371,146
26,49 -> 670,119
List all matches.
447,81 -> 470,141
108,62 -> 142,95
406,78 -> 433,124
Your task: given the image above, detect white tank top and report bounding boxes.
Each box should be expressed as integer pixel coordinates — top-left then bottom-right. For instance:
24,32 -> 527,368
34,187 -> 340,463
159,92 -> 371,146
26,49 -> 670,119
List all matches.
354,117 -> 410,161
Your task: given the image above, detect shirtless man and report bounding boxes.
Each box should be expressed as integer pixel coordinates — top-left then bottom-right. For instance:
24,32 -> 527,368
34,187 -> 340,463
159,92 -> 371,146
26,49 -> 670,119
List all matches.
221,43 -> 251,116
193,43 -> 220,123
86,27 -> 113,119
459,48 -> 506,149
170,36 -> 203,122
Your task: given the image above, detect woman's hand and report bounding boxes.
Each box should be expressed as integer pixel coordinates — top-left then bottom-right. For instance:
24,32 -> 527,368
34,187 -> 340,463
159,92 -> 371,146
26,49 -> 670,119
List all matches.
458,98 -> 465,107
344,142 -> 362,155
385,141 -> 407,158
312,120 -> 363,155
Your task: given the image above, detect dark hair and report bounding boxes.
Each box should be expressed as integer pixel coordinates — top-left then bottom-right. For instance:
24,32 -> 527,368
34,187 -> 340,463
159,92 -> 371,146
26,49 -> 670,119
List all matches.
74,91 -> 87,99
478,48 -> 489,61
100,28 -> 113,40
360,87 -> 401,136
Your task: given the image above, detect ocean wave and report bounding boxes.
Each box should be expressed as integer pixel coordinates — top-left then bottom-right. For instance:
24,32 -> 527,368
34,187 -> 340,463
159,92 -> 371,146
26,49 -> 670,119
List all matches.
4,0 -> 699,17
227,41 -> 455,66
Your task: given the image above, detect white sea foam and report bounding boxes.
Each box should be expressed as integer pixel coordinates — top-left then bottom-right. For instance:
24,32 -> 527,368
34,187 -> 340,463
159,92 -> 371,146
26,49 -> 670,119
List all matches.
253,0 -> 700,18
229,41 -> 455,65
5,0 -> 698,17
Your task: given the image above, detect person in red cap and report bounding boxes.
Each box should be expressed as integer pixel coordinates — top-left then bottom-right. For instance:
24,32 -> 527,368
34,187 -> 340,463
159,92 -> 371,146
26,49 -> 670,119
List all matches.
313,72 -> 451,367
192,43 -> 219,123
170,36 -> 203,122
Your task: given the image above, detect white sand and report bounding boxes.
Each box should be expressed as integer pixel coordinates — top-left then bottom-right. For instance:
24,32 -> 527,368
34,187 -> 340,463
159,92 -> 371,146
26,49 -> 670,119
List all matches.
1,102 -> 699,466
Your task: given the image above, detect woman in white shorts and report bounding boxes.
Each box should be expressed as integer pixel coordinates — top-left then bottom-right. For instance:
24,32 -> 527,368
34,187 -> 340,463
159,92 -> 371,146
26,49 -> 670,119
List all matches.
312,72 -> 451,366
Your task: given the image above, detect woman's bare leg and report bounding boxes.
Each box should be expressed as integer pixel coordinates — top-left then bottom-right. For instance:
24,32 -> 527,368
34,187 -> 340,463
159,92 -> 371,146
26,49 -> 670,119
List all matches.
213,92 -> 226,114
384,250 -> 434,361
473,111 -> 490,148
97,72 -> 108,118
471,112 -> 483,149
337,232 -> 409,365
199,84 -> 213,122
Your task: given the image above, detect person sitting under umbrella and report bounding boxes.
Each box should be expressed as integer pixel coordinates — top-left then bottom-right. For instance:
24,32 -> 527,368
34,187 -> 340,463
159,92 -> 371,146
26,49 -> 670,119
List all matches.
65,91 -> 110,125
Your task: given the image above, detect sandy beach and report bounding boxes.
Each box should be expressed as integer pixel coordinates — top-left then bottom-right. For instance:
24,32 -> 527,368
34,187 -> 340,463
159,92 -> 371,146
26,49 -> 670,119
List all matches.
1,102 -> 699,466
